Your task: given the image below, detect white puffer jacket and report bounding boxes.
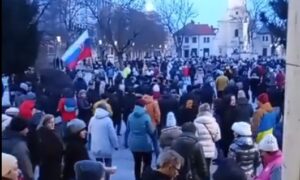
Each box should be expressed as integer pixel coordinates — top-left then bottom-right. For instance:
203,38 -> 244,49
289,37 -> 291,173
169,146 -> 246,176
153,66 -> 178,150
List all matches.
194,112 -> 221,158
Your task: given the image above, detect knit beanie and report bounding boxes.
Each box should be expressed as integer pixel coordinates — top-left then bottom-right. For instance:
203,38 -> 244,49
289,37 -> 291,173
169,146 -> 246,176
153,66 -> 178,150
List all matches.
74,160 -> 105,180
259,134 -> 279,152
2,153 -> 18,178
67,119 -> 86,134
198,103 -> 211,113
231,122 -> 252,136
10,116 -> 28,132
258,93 -> 269,104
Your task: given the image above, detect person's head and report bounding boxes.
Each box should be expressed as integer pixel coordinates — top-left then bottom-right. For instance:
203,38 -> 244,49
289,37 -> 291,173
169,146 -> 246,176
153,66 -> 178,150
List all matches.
19,83 -> 29,93
258,93 -> 269,106
230,95 -> 236,106
181,122 -> 197,134
67,119 -> 87,139
258,134 -> 280,163
2,153 -> 20,180
75,160 -> 112,180
213,158 -> 247,180
9,117 -> 29,136
198,103 -> 211,116
166,112 -> 177,127
135,98 -> 146,108
78,90 -> 87,98
237,90 -> 246,99
157,150 -> 184,179
38,114 -> 55,130
231,122 -> 252,137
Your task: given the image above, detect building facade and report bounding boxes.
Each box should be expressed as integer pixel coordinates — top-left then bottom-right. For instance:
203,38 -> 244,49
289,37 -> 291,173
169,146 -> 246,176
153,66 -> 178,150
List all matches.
176,22 -> 216,58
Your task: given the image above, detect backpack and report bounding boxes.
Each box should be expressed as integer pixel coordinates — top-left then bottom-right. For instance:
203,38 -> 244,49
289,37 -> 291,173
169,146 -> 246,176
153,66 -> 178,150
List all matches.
64,98 -> 77,112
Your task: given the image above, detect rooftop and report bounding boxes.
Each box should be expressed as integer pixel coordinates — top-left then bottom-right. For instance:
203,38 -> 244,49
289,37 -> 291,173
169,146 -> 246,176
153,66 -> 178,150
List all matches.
175,22 -> 216,36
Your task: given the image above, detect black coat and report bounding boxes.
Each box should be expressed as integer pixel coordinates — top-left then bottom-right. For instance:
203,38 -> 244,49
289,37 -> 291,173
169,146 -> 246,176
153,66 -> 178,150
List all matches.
158,94 -> 179,126
77,97 -> 92,123
87,89 -> 100,105
171,133 -> 209,180
108,93 -> 123,123
37,127 -> 64,180
123,93 -> 137,122
177,106 -> 198,126
63,136 -> 89,180
200,83 -> 215,105
236,98 -> 253,123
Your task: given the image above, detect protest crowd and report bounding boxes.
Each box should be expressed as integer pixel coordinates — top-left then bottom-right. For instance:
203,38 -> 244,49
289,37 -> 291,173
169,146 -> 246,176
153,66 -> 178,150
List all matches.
2,56 -> 285,180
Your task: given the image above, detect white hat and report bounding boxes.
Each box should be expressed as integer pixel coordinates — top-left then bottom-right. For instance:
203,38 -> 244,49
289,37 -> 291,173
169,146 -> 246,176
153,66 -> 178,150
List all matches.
231,122 -> 252,136
20,83 -> 29,92
5,107 -> 19,117
166,112 -> 177,127
2,153 -> 18,178
259,134 -> 279,152
153,84 -> 160,92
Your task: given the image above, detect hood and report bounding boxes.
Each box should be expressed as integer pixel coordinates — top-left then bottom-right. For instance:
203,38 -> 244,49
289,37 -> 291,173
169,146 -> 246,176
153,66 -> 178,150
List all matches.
194,113 -> 215,124
235,136 -> 254,148
94,108 -> 110,119
259,102 -> 273,112
237,97 -> 249,105
132,105 -> 146,117
143,95 -> 154,104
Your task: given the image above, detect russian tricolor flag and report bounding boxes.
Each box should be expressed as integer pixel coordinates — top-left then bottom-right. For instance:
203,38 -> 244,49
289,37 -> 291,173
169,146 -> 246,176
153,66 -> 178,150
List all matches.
61,30 -> 92,69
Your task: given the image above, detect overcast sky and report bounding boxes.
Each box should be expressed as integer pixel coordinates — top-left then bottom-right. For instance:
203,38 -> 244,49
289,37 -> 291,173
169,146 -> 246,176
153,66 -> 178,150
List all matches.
191,0 -> 228,27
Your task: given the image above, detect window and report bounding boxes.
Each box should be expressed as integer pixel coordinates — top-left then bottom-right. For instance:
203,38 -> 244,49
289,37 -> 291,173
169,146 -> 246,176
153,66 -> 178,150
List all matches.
234,29 -> 239,37
263,36 -> 269,42
192,37 -> 197,43
177,37 -> 182,42
203,37 -> 210,43
184,37 -> 189,43
184,50 -> 189,58
236,11 -> 239,15
191,48 -> 198,57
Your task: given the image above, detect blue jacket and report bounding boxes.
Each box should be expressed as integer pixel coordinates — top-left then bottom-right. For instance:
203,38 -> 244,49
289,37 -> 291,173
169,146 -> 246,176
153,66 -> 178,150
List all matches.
125,106 -> 157,152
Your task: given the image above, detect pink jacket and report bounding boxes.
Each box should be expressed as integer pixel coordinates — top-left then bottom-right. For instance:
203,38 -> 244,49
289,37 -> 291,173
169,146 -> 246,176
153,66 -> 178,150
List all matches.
255,151 -> 283,180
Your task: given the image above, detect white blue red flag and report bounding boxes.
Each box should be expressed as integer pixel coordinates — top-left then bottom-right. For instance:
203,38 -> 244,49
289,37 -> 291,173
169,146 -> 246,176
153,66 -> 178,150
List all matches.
61,30 -> 92,69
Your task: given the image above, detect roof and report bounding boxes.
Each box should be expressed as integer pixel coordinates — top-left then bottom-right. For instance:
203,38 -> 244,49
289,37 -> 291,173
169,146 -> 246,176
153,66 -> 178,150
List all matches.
256,25 -> 270,35
175,23 -> 216,36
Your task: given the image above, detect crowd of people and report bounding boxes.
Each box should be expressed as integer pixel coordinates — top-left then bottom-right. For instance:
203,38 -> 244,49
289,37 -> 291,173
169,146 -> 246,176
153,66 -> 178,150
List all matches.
2,56 -> 285,180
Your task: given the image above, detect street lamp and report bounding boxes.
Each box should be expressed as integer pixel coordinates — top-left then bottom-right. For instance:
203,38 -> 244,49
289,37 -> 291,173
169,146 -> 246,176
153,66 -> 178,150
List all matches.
132,42 -> 135,46
114,41 -> 118,46
56,36 -> 61,43
98,40 -> 102,45
159,44 -> 162,48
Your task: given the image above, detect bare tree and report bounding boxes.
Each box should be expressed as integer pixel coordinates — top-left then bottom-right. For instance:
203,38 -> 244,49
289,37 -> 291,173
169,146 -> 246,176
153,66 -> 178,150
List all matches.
155,0 -> 198,57
84,0 -> 166,68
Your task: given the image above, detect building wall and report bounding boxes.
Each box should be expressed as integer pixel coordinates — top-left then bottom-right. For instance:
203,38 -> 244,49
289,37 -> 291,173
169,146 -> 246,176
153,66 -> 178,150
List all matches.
181,35 -> 216,58
253,34 -> 272,56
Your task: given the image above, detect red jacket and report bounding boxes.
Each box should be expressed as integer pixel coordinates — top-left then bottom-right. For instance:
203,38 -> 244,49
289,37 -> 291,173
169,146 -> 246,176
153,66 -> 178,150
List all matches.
57,98 -> 77,122
19,100 -> 35,120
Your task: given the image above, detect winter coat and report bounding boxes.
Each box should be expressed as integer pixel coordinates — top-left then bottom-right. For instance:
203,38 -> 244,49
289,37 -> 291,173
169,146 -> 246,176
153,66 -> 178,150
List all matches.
158,94 -> 179,126
194,112 -> 221,158
252,103 -> 273,136
77,97 -> 92,123
199,83 -> 215,105
108,93 -> 123,123
275,72 -> 285,89
87,89 -> 100,105
63,136 -> 89,180
236,98 -> 254,123
228,136 -> 260,176
171,132 -> 209,180
74,78 -> 87,92
123,93 -> 137,122
159,126 -> 182,149
2,114 -> 12,132
177,100 -> 198,126
2,129 -> 34,180
37,127 -> 64,180
273,121 -> 283,150
255,151 -> 283,180
88,108 -> 119,158
27,111 -> 44,168
125,106 -> 158,153
143,95 -> 161,126
142,168 -> 172,180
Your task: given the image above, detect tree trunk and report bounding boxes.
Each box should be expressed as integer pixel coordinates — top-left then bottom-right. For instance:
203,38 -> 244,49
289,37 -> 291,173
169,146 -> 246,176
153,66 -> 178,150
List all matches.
117,52 -> 124,69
